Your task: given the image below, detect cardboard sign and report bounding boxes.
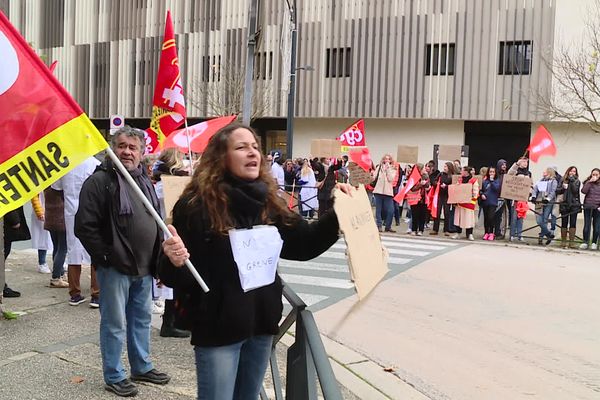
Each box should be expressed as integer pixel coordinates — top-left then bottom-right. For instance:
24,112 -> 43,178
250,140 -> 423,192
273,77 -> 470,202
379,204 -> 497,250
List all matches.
161,175 -> 191,223
311,139 -> 342,158
438,145 -> 462,162
333,185 -> 389,300
447,183 -> 474,204
396,145 -> 419,164
347,162 -> 373,186
500,174 -> 533,201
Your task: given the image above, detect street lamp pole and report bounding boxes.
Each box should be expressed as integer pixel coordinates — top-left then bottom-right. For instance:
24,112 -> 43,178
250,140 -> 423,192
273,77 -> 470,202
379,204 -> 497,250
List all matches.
285,0 -> 297,160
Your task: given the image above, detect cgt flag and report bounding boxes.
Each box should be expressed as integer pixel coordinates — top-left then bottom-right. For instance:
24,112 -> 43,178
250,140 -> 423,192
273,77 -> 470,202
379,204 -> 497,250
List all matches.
337,119 -> 365,152
146,10 -> 186,154
0,11 -> 107,218
528,124 -> 556,163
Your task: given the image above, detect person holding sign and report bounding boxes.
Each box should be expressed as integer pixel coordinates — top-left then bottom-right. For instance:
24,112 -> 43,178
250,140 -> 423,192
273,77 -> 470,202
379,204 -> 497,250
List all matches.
451,167 -> 479,241
530,168 -> 558,245
556,166 -> 582,248
158,123 -> 352,400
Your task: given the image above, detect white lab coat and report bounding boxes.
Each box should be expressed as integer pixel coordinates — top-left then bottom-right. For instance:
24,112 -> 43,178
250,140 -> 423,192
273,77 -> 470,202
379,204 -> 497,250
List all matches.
30,191 -> 53,251
299,170 -> 319,212
271,162 -> 285,189
52,156 -> 100,265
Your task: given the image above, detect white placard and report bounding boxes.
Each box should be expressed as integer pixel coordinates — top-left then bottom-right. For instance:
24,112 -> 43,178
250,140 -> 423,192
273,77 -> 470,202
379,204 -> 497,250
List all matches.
229,225 -> 283,292
536,181 -> 548,193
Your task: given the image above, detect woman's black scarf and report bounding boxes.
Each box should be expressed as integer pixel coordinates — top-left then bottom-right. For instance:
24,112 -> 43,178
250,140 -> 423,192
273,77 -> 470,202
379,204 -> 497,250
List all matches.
224,174 -> 268,229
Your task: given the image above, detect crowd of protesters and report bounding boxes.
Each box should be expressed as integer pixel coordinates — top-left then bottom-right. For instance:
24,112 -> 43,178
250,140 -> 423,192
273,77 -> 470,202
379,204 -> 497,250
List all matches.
270,152 -> 599,251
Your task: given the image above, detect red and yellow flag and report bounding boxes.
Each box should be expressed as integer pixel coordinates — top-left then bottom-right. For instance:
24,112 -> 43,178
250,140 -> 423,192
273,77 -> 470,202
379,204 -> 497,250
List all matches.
146,10 -> 186,153
0,11 -> 107,218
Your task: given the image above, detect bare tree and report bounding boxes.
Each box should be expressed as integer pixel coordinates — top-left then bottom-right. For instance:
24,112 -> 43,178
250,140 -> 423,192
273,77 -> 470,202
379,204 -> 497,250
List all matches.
537,0 -> 600,133
189,64 -> 273,121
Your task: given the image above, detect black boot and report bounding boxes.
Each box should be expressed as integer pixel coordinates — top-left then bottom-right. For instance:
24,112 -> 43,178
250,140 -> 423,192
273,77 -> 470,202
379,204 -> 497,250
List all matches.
160,299 -> 191,338
3,283 -> 21,298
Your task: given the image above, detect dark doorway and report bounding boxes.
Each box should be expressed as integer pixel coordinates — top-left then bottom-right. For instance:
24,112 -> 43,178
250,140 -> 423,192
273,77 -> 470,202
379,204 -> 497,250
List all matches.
464,121 -> 531,171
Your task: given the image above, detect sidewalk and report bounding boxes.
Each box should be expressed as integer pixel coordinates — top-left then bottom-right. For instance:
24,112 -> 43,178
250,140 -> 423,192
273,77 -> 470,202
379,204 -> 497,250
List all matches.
0,249 -> 385,399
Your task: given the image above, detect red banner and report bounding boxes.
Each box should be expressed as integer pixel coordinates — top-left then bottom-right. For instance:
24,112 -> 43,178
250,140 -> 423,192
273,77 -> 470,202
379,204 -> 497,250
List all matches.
147,10 -> 186,153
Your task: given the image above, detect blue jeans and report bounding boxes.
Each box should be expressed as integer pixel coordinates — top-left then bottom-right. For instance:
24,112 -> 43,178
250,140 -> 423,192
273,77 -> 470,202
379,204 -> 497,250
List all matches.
195,335 -> 273,400
536,204 -> 554,238
374,194 -> 394,230
511,216 -> 524,238
96,267 -> 153,384
582,208 -> 600,244
37,249 -> 47,265
49,230 -> 67,279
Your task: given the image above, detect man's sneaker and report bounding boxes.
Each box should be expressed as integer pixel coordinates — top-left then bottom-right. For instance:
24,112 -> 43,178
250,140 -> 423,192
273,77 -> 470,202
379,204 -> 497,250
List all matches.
3,285 -> 20,298
468,234 -> 475,241
592,243 -> 598,250
579,243 -> 589,250
37,264 -> 51,274
416,231 -> 423,236
50,278 -> 69,288
89,298 -> 100,309
69,295 -> 86,306
450,233 -> 459,239
131,369 -> 171,385
105,379 -> 138,397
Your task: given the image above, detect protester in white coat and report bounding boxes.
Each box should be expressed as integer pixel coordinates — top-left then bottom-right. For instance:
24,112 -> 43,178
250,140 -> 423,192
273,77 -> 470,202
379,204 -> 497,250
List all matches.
30,192 -> 53,274
53,155 -> 100,307
298,160 -> 318,218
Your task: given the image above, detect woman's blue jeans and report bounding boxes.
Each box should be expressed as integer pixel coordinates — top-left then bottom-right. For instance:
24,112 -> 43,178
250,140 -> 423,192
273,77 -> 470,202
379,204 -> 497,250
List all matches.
195,335 -> 273,400
96,267 -> 153,384
374,194 -> 394,230
536,204 -> 554,238
582,207 -> 600,244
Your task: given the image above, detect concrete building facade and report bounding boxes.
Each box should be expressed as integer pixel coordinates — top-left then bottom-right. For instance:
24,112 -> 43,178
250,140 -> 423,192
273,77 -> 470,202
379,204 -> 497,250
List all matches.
1,0 -> 598,178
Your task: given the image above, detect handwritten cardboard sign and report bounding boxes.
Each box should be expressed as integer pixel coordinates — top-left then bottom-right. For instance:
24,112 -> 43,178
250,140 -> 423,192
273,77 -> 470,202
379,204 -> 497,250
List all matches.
452,175 -> 483,188
333,185 -> 389,300
438,145 -> 462,161
161,175 -> 191,224
500,174 -> 533,201
397,145 -> 419,164
347,162 -> 373,186
311,139 -> 342,158
447,183 -> 474,204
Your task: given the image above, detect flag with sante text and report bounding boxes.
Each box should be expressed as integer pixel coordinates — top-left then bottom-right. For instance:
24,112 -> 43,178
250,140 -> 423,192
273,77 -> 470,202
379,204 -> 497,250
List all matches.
146,10 -> 186,154
0,11 -> 108,218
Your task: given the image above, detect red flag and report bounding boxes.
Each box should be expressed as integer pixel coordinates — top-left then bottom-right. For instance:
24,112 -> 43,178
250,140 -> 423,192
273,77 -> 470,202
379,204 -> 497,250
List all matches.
0,11 -> 107,217
394,165 -> 421,204
337,119 -> 366,148
162,115 -> 237,153
147,10 -> 186,153
428,178 -> 441,218
347,146 -> 372,171
528,125 -> 556,163
48,60 -> 58,74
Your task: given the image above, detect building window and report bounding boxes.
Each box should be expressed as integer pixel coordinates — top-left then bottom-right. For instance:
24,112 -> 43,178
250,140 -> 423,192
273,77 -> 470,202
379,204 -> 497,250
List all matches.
425,43 -> 455,76
254,51 -> 273,80
498,40 -> 532,75
325,47 -> 351,78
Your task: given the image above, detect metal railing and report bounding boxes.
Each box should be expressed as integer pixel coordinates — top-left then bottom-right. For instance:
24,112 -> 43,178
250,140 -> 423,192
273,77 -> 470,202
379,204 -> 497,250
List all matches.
260,283 -> 343,400
279,185 -> 319,217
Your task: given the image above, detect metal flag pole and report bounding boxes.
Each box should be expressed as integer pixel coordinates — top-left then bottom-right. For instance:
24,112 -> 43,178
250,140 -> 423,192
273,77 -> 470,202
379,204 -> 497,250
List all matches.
106,147 -> 209,293
182,119 -> 194,172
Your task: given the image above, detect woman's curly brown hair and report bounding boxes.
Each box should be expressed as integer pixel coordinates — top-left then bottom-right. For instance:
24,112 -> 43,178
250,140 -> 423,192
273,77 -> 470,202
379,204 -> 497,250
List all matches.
181,123 -> 295,234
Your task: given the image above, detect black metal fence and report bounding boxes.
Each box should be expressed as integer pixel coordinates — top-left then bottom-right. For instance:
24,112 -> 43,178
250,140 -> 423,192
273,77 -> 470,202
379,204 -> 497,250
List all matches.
260,283 -> 343,400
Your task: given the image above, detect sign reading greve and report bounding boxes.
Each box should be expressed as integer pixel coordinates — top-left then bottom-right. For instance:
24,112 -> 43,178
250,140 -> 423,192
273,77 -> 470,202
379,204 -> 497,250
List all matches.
500,175 -> 533,201
0,11 -> 108,218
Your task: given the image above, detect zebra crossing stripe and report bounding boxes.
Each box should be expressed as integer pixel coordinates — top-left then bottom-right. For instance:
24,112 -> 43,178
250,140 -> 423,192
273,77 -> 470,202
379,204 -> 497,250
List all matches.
280,274 -> 355,289
279,260 -> 348,272
282,293 -> 328,306
378,236 -> 459,247
317,251 -> 412,265
329,243 -> 430,257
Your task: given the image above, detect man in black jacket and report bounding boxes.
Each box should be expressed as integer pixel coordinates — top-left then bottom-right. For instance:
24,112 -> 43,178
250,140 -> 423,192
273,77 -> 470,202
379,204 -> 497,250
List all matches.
75,127 -> 169,397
